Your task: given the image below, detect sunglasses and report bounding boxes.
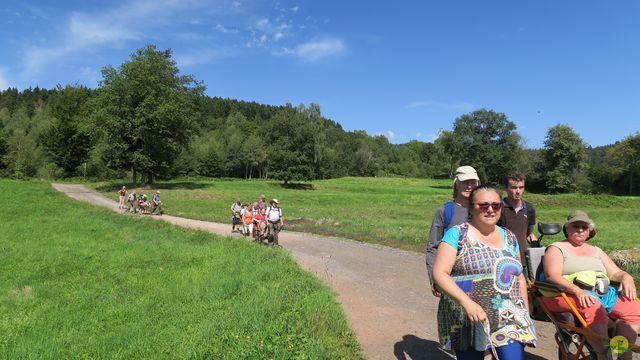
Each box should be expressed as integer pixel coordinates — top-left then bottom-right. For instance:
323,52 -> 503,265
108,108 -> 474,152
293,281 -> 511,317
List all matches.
570,223 -> 590,231
476,202 -> 502,212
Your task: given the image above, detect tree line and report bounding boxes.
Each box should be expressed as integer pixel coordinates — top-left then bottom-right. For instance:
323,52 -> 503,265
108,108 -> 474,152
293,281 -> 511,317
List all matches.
0,44 -> 638,194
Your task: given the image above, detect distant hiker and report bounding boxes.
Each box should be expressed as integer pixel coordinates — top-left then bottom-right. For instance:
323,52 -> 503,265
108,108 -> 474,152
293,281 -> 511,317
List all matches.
257,195 -> 267,212
254,207 -> 267,241
265,199 -> 283,246
230,199 -> 243,233
139,194 -> 150,213
118,186 -> 127,209
241,203 -> 254,239
497,172 -> 537,268
425,165 -> 480,297
127,191 -> 137,213
151,191 -> 162,215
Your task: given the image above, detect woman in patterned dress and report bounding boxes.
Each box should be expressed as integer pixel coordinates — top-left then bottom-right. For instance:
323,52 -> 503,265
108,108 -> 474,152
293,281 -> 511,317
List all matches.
433,184 -> 537,359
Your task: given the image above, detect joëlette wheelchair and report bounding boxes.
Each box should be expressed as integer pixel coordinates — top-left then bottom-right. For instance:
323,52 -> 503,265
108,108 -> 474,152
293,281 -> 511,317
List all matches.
526,223 -> 640,359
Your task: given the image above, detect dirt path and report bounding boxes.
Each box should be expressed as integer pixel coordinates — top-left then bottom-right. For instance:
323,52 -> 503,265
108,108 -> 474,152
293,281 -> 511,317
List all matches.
52,183 -> 557,359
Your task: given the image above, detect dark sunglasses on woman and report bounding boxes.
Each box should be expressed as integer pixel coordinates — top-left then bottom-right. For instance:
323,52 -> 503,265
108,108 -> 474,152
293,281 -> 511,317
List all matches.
476,202 -> 502,212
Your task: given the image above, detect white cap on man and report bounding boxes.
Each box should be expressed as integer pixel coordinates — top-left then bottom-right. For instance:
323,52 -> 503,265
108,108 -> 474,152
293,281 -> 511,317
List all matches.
454,166 -> 479,182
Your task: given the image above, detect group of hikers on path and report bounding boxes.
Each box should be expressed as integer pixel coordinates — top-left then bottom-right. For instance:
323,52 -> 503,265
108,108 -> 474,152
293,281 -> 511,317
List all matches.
116,185 -> 283,245
117,185 -> 162,215
231,195 -> 284,246
426,166 -> 640,360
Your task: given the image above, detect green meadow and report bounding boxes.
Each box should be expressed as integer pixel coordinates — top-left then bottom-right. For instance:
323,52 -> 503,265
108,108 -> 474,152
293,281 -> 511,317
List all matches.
98,177 -> 640,253
0,180 -> 361,359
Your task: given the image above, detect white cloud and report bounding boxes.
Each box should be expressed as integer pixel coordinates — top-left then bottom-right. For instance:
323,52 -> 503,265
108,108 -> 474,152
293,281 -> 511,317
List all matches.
215,24 -> 238,34
256,18 -> 270,30
290,38 -> 345,62
175,48 -> 234,67
177,32 -> 206,40
386,130 -> 395,140
415,132 -> 422,138
406,100 -> 475,112
69,12 -> 140,44
15,0 -> 341,81
19,0 -> 209,80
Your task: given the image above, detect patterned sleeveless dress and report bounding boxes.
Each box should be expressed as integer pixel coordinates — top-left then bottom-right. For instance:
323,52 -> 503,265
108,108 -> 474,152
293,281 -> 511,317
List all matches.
437,223 -> 537,352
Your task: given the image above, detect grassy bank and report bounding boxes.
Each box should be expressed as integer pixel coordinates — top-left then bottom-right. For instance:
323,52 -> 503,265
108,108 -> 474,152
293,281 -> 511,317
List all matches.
0,180 -> 361,359
96,177 -> 640,253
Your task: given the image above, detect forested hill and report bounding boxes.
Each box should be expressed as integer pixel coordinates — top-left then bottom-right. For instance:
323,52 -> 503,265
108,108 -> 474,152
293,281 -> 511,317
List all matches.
0,45 -> 638,195
0,86 -> 455,182
0,86 -> 638,194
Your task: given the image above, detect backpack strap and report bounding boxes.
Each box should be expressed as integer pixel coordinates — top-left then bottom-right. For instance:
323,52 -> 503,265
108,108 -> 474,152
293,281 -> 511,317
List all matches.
267,207 -> 281,218
443,201 -> 455,230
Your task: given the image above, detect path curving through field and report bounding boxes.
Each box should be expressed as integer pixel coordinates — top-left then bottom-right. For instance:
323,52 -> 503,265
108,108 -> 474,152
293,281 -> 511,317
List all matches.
52,183 -> 557,359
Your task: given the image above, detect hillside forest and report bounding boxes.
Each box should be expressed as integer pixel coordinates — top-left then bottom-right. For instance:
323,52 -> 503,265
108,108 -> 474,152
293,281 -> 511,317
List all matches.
0,45 -> 638,195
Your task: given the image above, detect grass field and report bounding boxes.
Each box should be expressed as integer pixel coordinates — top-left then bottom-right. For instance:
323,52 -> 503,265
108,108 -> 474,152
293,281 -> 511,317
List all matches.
0,180 -> 361,359
97,177 -> 640,254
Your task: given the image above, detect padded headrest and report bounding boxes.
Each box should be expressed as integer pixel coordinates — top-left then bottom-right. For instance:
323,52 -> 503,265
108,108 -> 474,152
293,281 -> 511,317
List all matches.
538,223 -> 562,236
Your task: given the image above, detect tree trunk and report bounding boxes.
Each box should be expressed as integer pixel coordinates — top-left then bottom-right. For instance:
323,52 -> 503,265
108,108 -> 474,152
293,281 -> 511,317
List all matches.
132,168 -> 137,187
630,171 -> 634,195
145,172 -> 154,185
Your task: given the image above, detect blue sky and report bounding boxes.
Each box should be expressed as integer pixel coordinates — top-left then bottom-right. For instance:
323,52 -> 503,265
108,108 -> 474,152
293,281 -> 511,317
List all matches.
1,1 -> 639,148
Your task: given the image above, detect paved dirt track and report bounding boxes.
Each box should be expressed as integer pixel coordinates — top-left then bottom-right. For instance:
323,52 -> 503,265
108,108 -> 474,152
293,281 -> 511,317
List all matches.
53,183 -> 558,359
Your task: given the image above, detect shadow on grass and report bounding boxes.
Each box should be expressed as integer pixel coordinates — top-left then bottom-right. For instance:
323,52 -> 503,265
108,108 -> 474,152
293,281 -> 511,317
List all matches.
393,335 -> 547,360
154,182 -> 210,190
278,182 -> 314,190
96,182 -> 210,192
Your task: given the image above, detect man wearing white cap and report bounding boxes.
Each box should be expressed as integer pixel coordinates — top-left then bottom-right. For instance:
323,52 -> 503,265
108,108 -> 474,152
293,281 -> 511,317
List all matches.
265,199 -> 283,246
426,165 -> 480,296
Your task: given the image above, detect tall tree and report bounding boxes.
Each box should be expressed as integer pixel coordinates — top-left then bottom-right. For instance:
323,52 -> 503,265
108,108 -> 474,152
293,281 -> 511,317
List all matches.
41,85 -> 93,177
542,124 -> 587,193
442,109 -> 522,183
606,133 -> 640,195
2,105 -> 50,178
265,107 -> 315,184
92,44 -> 204,185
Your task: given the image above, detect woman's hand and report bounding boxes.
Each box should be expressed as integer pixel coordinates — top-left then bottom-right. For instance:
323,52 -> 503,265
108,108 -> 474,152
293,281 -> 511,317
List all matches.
461,299 -> 487,323
574,288 -> 597,308
618,273 -> 637,300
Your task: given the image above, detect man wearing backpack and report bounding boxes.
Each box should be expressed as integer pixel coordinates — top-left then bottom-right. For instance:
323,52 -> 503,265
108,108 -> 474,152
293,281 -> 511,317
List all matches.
425,165 -> 479,296
265,199 -> 283,246
151,191 -> 162,215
